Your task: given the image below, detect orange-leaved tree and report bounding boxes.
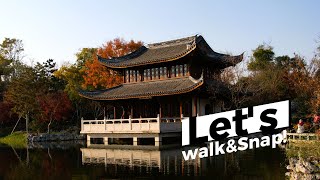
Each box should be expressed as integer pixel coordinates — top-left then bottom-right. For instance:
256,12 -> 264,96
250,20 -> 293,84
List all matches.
82,38 -> 142,89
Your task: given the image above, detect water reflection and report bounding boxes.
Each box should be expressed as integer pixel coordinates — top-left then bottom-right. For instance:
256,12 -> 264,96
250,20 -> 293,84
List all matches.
80,145 -> 287,179
0,145 -> 83,180
81,146 -> 201,176
0,144 -> 287,179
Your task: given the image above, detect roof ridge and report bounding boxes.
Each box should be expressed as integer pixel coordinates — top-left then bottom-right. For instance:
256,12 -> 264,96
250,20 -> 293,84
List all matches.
147,35 -> 197,49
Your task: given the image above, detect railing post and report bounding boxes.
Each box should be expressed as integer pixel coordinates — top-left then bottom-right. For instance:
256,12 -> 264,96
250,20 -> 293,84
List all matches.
157,114 -> 160,132
81,117 -> 83,131
104,116 -> 106,132
129,115 -> 132,131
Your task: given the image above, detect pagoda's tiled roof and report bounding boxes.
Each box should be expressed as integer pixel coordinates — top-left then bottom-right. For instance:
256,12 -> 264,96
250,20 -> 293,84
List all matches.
196,37 -> 244,68
79,76 -> 203,100
98,35 -> 243,68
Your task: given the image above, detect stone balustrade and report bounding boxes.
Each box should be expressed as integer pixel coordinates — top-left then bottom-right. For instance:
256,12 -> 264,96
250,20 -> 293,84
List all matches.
80,115 -> 182,134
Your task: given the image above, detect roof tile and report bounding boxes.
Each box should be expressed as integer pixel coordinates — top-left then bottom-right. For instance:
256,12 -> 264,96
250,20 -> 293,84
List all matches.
98,35 -> 243,68
79,77 -> 203,100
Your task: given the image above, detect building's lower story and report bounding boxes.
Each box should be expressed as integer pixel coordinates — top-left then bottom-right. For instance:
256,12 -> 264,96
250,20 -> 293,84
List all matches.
80,95 -> 224,147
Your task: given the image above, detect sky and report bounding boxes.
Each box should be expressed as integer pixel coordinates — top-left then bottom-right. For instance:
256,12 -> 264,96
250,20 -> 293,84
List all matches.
1,0 -> 320,66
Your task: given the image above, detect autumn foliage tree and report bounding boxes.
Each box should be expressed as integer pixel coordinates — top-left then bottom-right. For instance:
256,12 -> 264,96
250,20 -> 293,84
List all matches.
82,38 -> 142,89
37,91 -> 72,133
0,102 -> 17,125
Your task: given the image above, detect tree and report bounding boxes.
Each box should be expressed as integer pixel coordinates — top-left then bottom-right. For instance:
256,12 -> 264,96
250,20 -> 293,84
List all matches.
247,44 -> 274,71
244,45 -> 288,105
75,48 -> 97,67
220,61 -> 261,109
54,63 -> 91,122
307,40 -> 320,116
82,55 -> 122,89
5,59 -> 75,133
0,38 -> 24,63
54,38 -> 142,122
54,63 -> 84,100
0,101 -> 17,125
4,65 -> 39,133
37,91 -> 72,133
0,38 -> 24,99
246,44 -> 316,121
35,59 -> 65,92
82,38 -> 142,89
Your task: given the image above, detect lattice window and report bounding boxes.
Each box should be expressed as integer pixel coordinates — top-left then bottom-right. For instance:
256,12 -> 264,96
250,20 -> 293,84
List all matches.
137,70 -> 140,82
171,66 -> 175,77
178,65 -> 183,76
125,70 -> 129,83
155,68 -> 159,79
160,67 -> 163,78
144,69 -> 147,81
130,70 -> 134,82
175,65 -> 179,77
147,69 -> 151,80
151,68 -> 155,80
183,64 -> 188,76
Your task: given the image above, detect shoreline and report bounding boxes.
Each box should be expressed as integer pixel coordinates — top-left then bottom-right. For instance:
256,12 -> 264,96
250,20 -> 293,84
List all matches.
0,131 -> 85,148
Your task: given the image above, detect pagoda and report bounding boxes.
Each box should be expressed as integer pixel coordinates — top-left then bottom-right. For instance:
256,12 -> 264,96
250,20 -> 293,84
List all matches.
79,35 -> 243,146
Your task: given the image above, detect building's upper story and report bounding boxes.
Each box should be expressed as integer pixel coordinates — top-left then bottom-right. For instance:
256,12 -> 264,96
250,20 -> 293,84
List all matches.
80,35 -> 243,100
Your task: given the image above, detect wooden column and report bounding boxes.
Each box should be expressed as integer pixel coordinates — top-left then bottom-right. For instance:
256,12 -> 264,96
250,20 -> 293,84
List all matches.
198,98 -> 201,116
193,97 -> 197,117
113,106 -> 116,119
159,102 -> 162,118
168,102 -> 172,117
131,105 -> 133,118
187,64 -> 190,76
179,101 -> 183,120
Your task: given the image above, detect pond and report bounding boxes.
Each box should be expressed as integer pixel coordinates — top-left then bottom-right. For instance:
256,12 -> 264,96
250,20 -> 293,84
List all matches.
0,143 -> 287,179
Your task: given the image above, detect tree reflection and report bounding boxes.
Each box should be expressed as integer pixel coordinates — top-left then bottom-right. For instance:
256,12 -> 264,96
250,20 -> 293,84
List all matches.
0,145 -> 286,179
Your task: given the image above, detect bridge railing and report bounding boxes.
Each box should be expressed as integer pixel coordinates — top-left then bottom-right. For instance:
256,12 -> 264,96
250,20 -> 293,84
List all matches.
287,133 -> 320,141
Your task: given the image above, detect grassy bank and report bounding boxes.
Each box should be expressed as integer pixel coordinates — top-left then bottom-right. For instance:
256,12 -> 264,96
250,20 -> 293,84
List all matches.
286,141 -> 320,158
0,131 -> 27,148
